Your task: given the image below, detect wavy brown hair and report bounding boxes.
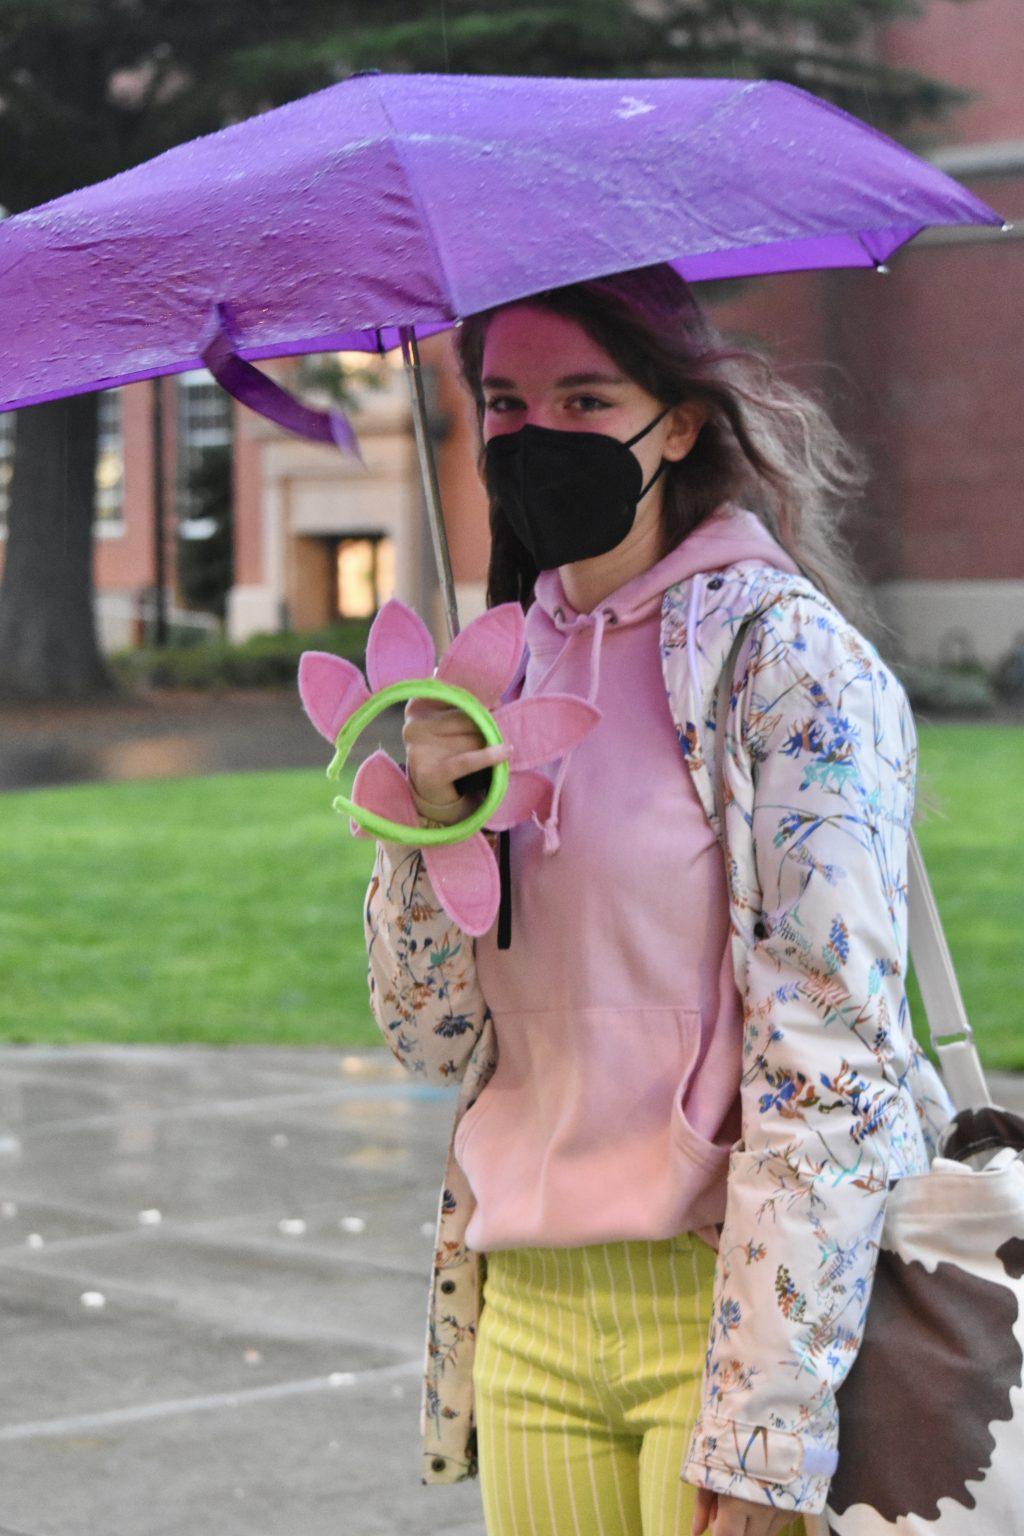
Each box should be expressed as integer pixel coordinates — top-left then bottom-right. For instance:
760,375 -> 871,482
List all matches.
453,262 -> 877,630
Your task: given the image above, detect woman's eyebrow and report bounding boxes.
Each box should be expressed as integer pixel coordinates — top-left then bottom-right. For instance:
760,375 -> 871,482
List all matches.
481,371 -> 626,389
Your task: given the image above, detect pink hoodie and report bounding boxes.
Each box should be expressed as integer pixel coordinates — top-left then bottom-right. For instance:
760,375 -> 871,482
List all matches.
455,505 -> 799,1252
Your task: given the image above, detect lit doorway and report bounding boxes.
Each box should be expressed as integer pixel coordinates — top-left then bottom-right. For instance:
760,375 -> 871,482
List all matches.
334,534 -> 396,618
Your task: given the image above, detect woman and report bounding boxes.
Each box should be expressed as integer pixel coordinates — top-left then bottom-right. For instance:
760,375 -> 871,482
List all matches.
363,263 -> 953,1536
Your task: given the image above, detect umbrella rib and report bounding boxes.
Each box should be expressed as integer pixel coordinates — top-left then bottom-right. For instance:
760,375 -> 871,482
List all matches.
375,84 -> 461,327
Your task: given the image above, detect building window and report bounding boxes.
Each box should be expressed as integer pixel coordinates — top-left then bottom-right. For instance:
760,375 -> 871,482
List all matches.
336,535 -> 395,618
0,393 -> 125,538
176,369 -> 233,523
95,388 -> 125,533
0,410 -> 13,536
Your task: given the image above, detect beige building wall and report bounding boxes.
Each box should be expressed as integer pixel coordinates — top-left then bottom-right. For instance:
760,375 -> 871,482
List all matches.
227,352 -> 440,646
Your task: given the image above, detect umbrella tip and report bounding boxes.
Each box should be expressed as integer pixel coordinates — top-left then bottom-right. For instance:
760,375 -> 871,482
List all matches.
1002,221 -> 1015,233
874,263 -> 890,275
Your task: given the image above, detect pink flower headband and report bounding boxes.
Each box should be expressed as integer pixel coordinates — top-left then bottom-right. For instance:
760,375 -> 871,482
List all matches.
298,598 -> 600,935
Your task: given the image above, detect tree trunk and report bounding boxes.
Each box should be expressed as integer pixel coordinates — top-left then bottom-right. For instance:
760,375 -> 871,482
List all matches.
0,392 -> 118,702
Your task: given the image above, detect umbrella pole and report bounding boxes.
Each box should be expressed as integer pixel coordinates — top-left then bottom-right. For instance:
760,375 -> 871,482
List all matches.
398,325 -> 461,643
398,326 -> 512,951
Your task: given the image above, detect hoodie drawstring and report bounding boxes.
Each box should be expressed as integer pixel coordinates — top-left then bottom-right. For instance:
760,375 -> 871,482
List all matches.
533,607 -> 609,855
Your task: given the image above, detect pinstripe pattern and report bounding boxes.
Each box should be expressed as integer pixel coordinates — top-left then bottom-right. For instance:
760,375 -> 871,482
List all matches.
473,1234 -> 805,1535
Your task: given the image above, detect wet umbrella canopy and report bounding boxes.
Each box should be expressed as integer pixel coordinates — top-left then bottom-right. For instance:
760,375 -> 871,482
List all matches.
0,71 -> 1007,634
0,72 -> 1005,402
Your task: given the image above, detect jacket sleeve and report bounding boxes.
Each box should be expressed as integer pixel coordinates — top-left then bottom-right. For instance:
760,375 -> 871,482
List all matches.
682,593 -> 922,1514
364,835 -> 492,1088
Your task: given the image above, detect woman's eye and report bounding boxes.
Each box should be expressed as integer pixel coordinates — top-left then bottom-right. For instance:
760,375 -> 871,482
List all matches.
568,395 -> 611,412
484,396 -> 522,413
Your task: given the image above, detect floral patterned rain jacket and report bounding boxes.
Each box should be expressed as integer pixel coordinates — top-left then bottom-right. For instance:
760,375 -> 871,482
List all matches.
362,557 -> 955,1513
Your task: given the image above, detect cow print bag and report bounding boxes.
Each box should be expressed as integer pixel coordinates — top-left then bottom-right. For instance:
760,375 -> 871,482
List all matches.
809,837 -> 1024,1536
713,636 -> 1023,1536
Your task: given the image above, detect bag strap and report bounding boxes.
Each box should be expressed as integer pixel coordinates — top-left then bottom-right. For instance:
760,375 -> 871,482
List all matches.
713,620 -> 990,1113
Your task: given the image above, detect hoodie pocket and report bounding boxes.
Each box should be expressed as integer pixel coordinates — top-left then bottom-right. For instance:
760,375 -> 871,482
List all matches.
454,1003 -> 727,1173
668,1007 -> 735,1169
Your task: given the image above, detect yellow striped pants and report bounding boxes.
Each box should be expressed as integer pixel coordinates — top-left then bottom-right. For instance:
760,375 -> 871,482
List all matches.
473,1231 -> 805,1536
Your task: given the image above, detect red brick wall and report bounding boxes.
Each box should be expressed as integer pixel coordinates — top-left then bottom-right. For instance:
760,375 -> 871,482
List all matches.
884,0 -> 1024,145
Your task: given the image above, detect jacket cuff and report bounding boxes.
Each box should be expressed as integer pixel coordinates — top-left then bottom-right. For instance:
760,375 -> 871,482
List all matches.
683,1414 -> 836,1514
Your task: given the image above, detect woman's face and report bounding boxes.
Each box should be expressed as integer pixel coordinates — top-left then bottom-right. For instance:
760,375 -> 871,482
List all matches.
478,302 -> 705,543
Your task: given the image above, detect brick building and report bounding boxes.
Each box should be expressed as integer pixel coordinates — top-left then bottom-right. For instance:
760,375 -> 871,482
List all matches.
1,0 -> 1019,663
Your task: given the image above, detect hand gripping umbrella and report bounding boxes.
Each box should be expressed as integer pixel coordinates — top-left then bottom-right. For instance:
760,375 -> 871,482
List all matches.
0,72 -> 1008,890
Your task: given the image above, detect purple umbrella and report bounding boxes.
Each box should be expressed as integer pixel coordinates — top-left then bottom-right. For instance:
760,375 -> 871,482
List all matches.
0,71 -> 1007,638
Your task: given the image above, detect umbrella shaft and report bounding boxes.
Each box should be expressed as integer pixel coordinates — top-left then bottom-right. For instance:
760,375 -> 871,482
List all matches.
399,326 -> 460,642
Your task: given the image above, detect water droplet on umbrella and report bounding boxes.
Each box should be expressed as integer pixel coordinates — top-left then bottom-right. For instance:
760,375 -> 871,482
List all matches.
81,1291 -> 106,1308
137,1207 -> 162,1224
26,1232 -> 44,1248
339,1215 -> 366,1232
278,1217 -> 306,1235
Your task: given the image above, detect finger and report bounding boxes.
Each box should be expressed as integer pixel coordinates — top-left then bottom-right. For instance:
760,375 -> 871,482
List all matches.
403,713 -> 486,747
691,1488 -> 713,1536
404,700 -> 477,730
403,729 -> 486,762
444,741 -> 513,778
403,709 -> 463,734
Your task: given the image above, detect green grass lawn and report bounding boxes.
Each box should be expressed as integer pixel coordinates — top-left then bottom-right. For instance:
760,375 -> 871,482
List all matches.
1,767 -> 380,1049
2,723 -> 1022,1064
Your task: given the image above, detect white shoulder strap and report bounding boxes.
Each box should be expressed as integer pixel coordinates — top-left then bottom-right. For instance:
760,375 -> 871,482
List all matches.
712,624 -> 989,1112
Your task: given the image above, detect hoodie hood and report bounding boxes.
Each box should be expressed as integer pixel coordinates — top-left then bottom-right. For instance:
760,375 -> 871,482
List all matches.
522,502 -> 800,852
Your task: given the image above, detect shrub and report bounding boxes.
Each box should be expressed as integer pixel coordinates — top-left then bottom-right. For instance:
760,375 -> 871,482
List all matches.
110,619 -> 372,690
894,660 -> 996,715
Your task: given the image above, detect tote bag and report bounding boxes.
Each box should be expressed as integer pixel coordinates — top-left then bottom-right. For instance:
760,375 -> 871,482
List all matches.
712,636 -> 1024,1536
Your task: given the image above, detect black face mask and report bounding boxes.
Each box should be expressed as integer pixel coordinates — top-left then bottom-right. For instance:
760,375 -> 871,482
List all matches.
483,405 -> 672,569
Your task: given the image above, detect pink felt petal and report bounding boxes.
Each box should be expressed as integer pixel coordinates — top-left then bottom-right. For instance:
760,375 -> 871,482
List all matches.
365,598 -> 436,692
423,835 -> 500,937
491,695 -> 601,771
484,768 -> 553,831
435,602 -> 526,706
350,749 -> 420,830
298,652 -> 372,743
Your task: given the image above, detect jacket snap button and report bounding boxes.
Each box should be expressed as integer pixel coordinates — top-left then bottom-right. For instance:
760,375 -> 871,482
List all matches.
431,1457 -> 447,1472
753,919 -> 769,939
707,575 -> 724,591
440,1278 -> 456,1294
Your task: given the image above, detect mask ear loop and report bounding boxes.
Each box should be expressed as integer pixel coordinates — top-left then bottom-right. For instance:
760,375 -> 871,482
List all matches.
637,458 -> 668,501
623,403 -> 673,449
625,403 -> 673,501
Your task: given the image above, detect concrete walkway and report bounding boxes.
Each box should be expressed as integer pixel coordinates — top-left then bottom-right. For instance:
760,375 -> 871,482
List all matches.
0,1045 -> 485,1536
1,1046 -> 1021,1536
0,689 -> 405,792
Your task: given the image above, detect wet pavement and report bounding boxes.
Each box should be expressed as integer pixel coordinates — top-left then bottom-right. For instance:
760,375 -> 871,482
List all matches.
0,1044 -> 487,1536
1,1048 -> 1023,1536
0,689 -> 405,792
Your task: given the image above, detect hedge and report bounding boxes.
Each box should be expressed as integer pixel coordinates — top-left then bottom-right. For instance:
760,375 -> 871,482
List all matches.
110,619 -> 372,690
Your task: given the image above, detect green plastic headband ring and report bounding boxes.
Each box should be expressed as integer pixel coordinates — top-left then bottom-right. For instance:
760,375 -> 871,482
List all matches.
326,677 -> 509,846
